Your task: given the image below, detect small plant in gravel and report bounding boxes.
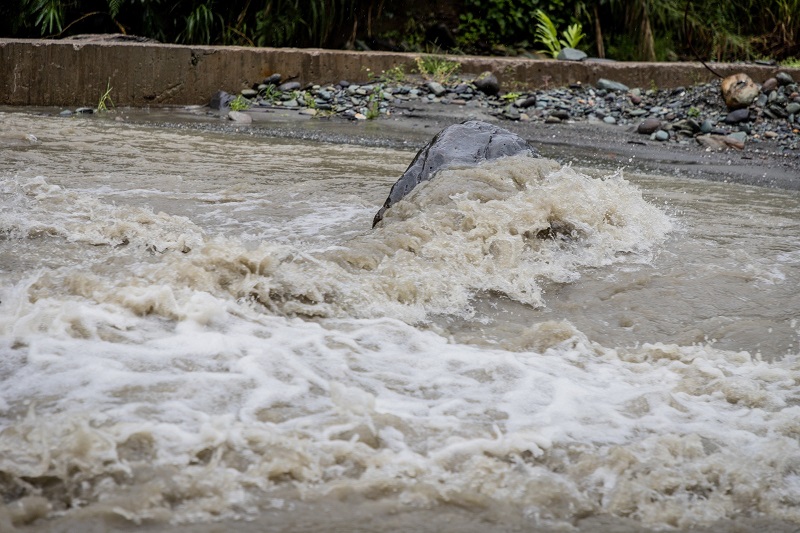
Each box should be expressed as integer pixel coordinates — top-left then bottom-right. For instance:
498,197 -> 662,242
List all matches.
97,79 -> 114,113
365,92 -> 380,120
502,92 -> 522,101
415,56 -> 461,84
229,95 -> 250,111
260,84 -> 280,103
381,65 -> 407,83
687,106 -> 701,117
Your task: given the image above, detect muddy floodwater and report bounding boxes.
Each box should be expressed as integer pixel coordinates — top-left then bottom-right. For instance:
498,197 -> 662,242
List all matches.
1,111 -> 799,533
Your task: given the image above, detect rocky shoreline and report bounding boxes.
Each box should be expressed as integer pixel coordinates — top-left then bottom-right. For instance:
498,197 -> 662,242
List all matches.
196,68 -> 800,154
36,62 -> 800,191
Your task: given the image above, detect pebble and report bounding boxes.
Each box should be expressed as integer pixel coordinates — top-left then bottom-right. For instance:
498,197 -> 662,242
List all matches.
227,111 -> 252,124
474,72 -> 500,96
427,81 -> 446,96
557,47 -> 587,61
637,117 -> 662,134
278,81 -> 301,92
263,73 -> 282,85
728,131 -> 747,143
776,72 -> 795,85
725,108 -> 751,124
596,78 -> 629,92
653,130 -> 669,141
203,69 -> 800,151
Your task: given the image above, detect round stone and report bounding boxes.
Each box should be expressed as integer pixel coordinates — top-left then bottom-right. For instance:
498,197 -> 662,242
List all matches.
653,130 -> 669,141
637,118 -> 662,134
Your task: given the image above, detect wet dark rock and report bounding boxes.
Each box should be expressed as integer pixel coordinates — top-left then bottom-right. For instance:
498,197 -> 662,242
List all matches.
518,96 -> 537,109
278,81 -> 301,92
596,78 -> 629,92
338,80 -> 351,88
637,118 -> 662,134
550,110 -> 571,120
686,119 -> 702,133
240,88 -> 258,98
557,47 -> 587,61
725,108 -> 751,124
75,107 -> 95,114
263,73 -> 282,85
210,90 -> 233,110
768,104 -> 788,118
474,72 -> 500,96
786,102 -> 800,115
372,120 -> 539,227
776,72 -> 795,86
762,78 -> 778,93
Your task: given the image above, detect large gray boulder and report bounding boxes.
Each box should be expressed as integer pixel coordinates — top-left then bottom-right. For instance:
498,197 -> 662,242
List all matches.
372,120 -> 540,227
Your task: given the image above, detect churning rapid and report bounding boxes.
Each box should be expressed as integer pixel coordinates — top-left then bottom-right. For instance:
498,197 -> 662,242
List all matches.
1,112 -> 799,532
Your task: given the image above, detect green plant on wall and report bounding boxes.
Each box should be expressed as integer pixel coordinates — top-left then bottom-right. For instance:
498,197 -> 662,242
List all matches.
414,56 -> 461,83
97,79 -> 114,112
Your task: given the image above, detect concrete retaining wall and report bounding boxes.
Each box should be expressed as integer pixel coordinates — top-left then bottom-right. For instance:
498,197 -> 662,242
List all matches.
2,37 -> 798,107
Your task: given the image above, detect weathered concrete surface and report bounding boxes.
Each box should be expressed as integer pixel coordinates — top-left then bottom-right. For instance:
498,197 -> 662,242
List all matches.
2,37 -> 799,107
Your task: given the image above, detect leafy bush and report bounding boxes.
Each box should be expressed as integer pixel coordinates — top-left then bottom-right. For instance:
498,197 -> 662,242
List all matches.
458,0 -> 567,49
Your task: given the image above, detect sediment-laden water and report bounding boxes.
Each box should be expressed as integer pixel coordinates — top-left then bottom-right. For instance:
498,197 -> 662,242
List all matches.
1,112 -> 799,532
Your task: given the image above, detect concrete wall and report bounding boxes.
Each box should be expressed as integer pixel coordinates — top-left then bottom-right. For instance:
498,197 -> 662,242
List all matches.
2,37 -> 798,107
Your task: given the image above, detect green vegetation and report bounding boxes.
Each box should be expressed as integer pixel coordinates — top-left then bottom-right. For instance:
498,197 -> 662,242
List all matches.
365,92 -> 380,120
96,79 -> 114,112
2,0 -> 798,63
414,56 -> 461,84
229,95 -> 250,111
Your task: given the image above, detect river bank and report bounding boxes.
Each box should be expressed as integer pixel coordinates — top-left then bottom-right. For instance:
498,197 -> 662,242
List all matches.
8,92 -> 798,192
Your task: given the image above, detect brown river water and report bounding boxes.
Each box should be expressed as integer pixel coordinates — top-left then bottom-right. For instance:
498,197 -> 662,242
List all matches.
1,111 -> 799,532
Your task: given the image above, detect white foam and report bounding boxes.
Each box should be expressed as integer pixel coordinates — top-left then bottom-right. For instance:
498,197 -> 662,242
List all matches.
1,145 -> 798,530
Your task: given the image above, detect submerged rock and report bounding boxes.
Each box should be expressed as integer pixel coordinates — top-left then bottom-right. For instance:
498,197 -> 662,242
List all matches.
372,120 -> 539,227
